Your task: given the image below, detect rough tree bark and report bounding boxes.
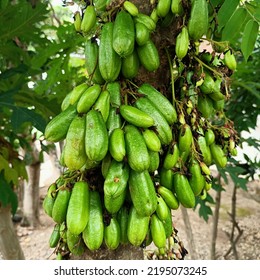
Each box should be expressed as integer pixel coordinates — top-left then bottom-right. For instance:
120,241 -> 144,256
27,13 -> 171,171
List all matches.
0,206 -> 25,260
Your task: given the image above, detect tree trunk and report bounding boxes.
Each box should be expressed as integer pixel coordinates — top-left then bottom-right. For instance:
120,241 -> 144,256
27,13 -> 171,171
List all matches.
21,140 -> 41,227
0,206 -> 25,260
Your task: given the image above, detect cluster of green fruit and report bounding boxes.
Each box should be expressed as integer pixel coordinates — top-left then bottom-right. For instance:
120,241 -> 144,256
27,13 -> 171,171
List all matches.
43,0 -> 238,259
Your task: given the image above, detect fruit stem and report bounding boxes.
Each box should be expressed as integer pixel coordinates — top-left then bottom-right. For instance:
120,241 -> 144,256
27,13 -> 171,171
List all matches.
194,56 -> 222,78
165,48 -> 176,104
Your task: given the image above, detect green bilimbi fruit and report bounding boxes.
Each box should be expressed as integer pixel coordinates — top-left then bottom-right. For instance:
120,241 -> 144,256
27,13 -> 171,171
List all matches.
85,109 -> 108,161
213,99 -> 225,111
159,168 -> 174,190
163,143 -> 179,169
127,206 -> 150,246
188,159 -> 205,196
117,206 -> 129,244
99,22 -> 122,82
67,230 -> 85,256
171,0 -> 183,15
224,49 -> 237,71
197,135 -> 212,165
178,124 -> 193,155
175,26 -> 189,60
210,142 -> 227,168
129,169 -> 157,217
63,115 -> 87,170
44,105 -> 77,143
43,183 -> 57,217
106,81 -> 121,108
81,5 -> 96,33
156,194 -> 169,221
61,91 -> 73,111
137,39 -> 160,72
134,13 -> 156,31
66,181 -> 90,235
138,83 -> 177,125
49,224 -> 60,248
93,90 -> 111,122
124,124 -> 150,172
104,160 -> 129,214
135,97 -> 173,145
109,128 -> 126,162
188,0 -> 209,40
142,129 -> 161,152
120,104 -> 155,128
148,150 -> 160,173
93,0 -> 110,12
157,186 -> 179,210
135,22 -> 150,46
163,206 -> 173,238
104,217 -> 121,250
150,214 -> 166,249
52,187 -> 71,224
121,49 -> 140,79
156,0 -> 171,18
101,153 -> 112,178
113,10 -> 135,57
200,72 -> 215,94
198,95 -> 215,118
77,84 -> 102,114
173,173 -> 196,208
205,128 -> 215,145
69,83 -> 89,105
74,11 -> 81,32
82,191 -> 104,251
123,1 -> 139,16
106,108 -> 122,135
85,39 -> 105,84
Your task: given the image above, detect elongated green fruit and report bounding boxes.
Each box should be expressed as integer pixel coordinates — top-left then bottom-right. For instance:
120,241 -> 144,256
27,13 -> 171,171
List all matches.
121,50 -> 140,79
151,214 -> 166,248
135,97 -> 173,144
210,143 -> 227,168
188,159 -> 205,196
113,10 -> 135,57
127,206 -> 150,246
123,1 -> 139,16
159,168 -> 174,190
163,207 -> 173,238
171,0 -> 183,15
85,39 -> 105,84
188,0 -> 208,40
69,83 -> 89,105
224,50 -> 237,71
49,224 -> 60,248
77,84 -> 102,114
134,13 -> 156,31
44,105 -> 77,142
93,90 -> 110,122
109,128 -> 126,162
107,82 -> 121,107
99,22 -> 122,82
175,26 -> 189,60
66,181 -> 89,235
125,124 -> 150,171
106,107 -> 122,135
61,91 -> 73,111
43,183 -> 57,217
63,115 -> 87,170
117,206 -> 129,244
200,72 -> 215,94
148,150 -> 160,173
163,143 -> 179,169
198,95 -> 215,118
157,186 -> 179,210
93,0 -> 110,12
104,160 -> 129,213
85,109 -> 108,161
135,22 -> 150,46
129,169 -> 157,216
74,11 -> 81,32
156,195 -> 169,221
142,129 -> 161,152
52,187 -> 71,224
138,83 -> 177,124
157,0 -> 171,17
120,105 -> 155,128
205,128 -> 215,145
81,5 -> 96,33
197,135 -> 212,165
82,191 -> 104,251
104,217 -> 120,250
178,124 -> 193,154
173,173 -> 196,208
67,230 -> 85,256
137,39 -> 160,72
101,153 -> 112,179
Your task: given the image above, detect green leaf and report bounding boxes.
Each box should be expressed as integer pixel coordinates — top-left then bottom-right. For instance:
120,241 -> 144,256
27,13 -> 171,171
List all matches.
241,20 -> 259,61
221,7 -> 248,42
195,196 -> 213,222
217,0 -> 240,31
11,107 -> 47,133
